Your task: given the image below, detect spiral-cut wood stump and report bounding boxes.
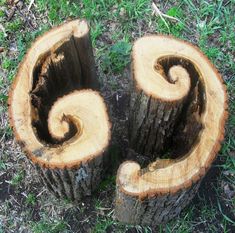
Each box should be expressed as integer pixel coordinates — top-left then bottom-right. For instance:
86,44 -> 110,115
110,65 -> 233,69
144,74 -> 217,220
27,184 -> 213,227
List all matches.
115,36 -> 228,225
8,19 -> 111,200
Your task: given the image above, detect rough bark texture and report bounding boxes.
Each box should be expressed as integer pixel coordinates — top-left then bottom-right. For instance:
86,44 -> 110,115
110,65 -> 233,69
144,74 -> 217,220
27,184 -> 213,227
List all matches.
129,57 -> 204,159
129,88 -> 185,158
115,35 -> 227,226
115,181 -> 201,226
35,153 -> 107,200
9,20 -> 110,201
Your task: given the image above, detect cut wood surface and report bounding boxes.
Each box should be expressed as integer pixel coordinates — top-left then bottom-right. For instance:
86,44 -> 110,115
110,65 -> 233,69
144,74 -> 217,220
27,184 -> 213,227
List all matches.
115,35 -> 228,225
8,19 -> 111,200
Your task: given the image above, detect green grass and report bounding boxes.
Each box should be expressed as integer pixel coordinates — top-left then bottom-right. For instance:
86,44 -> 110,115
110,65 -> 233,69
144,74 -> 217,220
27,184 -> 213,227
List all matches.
10,171 -> 25,186
92,217 -> 114,233
25,193 -> 37,206
0,0 -> 234,232
164,208 -> 195,233
6,19 -> 23,32
156,6 -> 186,37
102,41 -> 132,73
31,219 -> 67,233
97,175 -> 116,191
0,160 -> 6,170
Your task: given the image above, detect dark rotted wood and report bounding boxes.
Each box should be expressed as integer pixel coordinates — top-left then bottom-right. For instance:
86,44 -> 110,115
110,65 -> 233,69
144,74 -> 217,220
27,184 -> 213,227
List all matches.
115,35 -> 227,227
73,34 -> 99,90
9,20 -> 110,201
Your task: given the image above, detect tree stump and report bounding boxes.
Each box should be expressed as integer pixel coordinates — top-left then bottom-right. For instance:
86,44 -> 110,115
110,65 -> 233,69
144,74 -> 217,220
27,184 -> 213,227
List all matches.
8,20 -> 111,200
115,36 -> 228,225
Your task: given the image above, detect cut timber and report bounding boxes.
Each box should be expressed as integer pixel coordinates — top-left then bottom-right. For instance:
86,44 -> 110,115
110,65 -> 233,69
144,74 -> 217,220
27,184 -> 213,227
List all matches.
115,35 -> 228,225
8,20 -> 111,200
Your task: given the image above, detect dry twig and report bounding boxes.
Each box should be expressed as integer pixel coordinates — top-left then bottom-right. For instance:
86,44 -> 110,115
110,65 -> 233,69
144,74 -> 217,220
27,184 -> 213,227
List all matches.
28,0 -> 35,11
152,2 -> 183,32
152,2 -> 181,22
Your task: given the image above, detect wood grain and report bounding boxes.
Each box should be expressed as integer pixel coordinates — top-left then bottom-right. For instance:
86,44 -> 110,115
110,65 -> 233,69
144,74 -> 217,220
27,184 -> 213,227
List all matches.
8,20 -> 111,200
115,35 -> 228,225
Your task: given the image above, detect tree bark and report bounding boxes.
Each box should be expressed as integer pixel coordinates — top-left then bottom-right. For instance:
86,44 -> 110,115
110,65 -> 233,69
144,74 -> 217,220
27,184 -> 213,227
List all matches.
116,35 -> 228,226
9,20 -> 111,200
116,178 -> 201,225
35,153 -> 107,201
129,88 -> 186,158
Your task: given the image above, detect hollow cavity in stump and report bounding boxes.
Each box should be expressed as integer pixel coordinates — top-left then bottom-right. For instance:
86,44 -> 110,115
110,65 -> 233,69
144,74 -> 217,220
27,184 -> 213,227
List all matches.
8,20 -> 110,201
130,56 -> 206,161
116,35 -> 228,226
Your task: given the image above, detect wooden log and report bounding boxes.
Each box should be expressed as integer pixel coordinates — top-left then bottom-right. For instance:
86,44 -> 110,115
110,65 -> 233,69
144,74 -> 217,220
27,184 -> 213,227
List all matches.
115,35 -> 228,225
8,19 -> 111,200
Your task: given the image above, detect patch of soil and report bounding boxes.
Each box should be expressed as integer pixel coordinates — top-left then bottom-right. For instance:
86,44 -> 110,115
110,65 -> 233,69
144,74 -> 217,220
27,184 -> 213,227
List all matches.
192,156 -> 235,233
64,187 -> 115,233
0,173 -> 14,202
